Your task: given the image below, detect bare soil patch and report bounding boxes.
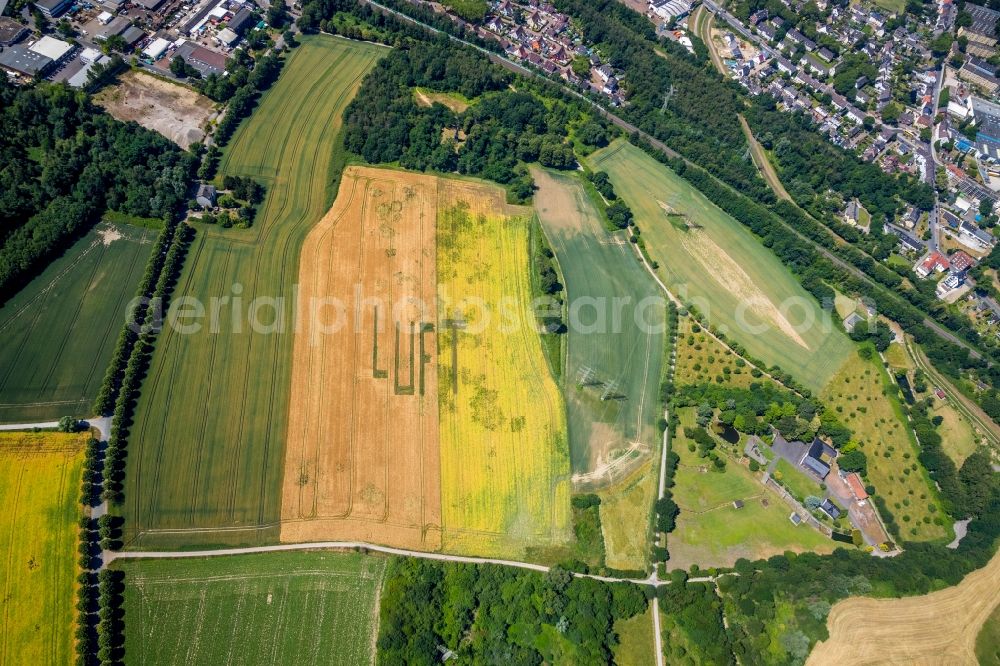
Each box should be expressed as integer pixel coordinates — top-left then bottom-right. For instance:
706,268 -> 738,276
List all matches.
95,70 -> 216,149
809,549 -> 1000,665
280,166 -> 443,550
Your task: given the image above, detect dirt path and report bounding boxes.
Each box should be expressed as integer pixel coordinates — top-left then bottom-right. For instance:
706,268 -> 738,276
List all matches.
808,549 -> 1000,665
738,115 -> 793,202
105,540 -> 719,587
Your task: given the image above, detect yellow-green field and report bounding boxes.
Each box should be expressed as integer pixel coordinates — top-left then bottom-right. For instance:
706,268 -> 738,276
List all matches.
597,461 -> 657,571
822,351 -> 950,541
122,36 -> 386,548
437,189 -> 572,558
0,431 -> 86,665
668,410 -> 835,570
588,141 -> 852,393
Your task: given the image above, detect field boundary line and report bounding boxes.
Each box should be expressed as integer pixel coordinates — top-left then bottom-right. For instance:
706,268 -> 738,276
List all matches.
105,541 -> 721,587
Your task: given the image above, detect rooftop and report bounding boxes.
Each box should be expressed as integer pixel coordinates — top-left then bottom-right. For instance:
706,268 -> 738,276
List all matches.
0,45 -> 53,75
28,35 -> 72,61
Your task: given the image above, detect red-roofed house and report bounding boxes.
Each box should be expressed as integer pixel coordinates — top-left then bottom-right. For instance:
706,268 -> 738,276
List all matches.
915,251 -> 950,278
846,472 -> 868,502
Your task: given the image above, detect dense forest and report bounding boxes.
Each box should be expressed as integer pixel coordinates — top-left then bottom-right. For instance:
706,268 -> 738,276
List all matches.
0,79 -> 194,302
377,558 -> 650,664
340,39 -> 589,200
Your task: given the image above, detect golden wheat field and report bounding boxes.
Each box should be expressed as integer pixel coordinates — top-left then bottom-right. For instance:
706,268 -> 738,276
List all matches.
280,167 -> 571,559
808,549 -> 1000,665
281,166 -> 443,550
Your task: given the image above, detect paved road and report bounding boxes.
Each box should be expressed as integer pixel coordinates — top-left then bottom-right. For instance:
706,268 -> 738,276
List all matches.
0,416 -> 110,439
106,540 -> 718,587
0,421 -> 61,430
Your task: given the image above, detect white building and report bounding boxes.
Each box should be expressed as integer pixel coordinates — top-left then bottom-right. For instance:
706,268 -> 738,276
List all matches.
142,37 -> 171,60
28,35 -> 72,63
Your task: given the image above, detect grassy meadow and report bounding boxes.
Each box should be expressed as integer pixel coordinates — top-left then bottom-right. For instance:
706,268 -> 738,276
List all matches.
0,223 -> 156,423
588,141 -> 852,393
612,606 -> 656,666
822,351 -> 950,542
977,602 -> 1000,665
532,167 -> 665,477
883,338 -> 984,466
119,551 -> 384,665
122,36 -> 386,548
0,431 -> 86,665
668,410 -> 834,571
597,461 -> 658,571
437,194 -> 572,559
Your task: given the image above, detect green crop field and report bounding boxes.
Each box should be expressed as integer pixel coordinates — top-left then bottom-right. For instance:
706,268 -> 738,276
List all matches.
118,551 -> 385,665
122,36 -> 386,548
588,141 -> 852,393
0,223 -> 156,423
668,409 -> 835,570
532,168 -> 665,478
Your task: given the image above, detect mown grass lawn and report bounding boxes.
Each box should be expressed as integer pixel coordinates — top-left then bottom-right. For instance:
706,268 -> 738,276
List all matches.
774,458 -> 821,503
667,410 -> 835,571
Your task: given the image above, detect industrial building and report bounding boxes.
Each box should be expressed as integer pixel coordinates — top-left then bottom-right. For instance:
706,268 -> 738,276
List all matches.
0,45 -> 54,77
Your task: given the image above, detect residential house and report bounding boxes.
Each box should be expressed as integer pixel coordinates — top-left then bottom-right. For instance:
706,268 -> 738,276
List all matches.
800,438 -> 837,480
915,250 -> 950,277
819,499 -> 842,519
